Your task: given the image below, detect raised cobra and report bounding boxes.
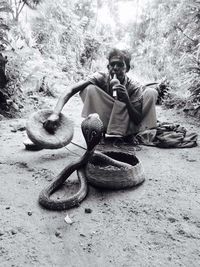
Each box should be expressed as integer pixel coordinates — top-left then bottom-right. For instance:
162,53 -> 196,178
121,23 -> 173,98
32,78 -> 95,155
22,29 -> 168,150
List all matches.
38,113 -> 104,210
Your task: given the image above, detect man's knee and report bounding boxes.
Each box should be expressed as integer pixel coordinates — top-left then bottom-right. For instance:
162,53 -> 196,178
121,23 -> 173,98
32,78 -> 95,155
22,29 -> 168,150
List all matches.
143,87 -> 158,102
85,84 -> 97,93
80,84 -> 97,98
80,84 -> 95,100
86,83 -> 94,89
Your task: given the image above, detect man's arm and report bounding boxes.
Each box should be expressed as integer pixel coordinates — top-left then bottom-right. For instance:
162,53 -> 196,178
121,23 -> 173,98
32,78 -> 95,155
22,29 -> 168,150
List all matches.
125,99 -> 143,125
53,80 -> 91,115
115,84 -> 143,125
44,80 -> 91,132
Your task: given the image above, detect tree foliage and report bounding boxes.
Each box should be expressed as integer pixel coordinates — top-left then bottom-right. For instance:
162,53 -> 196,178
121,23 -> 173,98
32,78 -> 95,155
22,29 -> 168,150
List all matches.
1,0 -> 200,118
123,0 -> 200,117
8,0 -> 42,21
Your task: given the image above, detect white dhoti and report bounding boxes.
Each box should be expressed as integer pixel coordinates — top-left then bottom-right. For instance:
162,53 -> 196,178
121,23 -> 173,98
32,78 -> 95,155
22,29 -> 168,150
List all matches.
80,84 -> 158,136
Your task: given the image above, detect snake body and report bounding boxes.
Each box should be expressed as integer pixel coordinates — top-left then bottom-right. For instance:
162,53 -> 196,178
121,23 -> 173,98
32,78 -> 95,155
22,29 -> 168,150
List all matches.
38,113 -> 104,210
39,113 -> 145,211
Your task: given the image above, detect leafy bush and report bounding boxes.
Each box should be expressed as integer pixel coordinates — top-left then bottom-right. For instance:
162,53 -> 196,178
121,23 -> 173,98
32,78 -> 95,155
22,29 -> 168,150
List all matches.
128,0 -> 200,117
80,35 -> 101,67
0,52 -> 25,117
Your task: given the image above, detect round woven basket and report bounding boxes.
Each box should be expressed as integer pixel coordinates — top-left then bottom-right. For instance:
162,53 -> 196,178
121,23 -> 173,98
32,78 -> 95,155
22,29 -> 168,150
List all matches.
26,109 -> 74,149
85,151 -> 145,190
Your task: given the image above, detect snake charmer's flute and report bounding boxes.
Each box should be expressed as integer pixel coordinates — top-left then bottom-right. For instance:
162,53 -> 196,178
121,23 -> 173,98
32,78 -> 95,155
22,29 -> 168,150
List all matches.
110,74 -> 120,99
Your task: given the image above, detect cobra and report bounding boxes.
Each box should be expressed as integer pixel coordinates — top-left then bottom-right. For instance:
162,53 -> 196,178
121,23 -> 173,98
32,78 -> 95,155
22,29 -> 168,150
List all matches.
38,113 -> 104,210
38,113 -> 145,210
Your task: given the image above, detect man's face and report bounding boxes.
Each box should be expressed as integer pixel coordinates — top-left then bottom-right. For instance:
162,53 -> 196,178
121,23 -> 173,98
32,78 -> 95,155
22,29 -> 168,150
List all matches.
108,56 -> 127,82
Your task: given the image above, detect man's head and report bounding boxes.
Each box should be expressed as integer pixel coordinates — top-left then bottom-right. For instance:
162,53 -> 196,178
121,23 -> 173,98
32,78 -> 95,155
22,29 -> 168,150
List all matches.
107,48 -> 131,82
107,48 -> 131,72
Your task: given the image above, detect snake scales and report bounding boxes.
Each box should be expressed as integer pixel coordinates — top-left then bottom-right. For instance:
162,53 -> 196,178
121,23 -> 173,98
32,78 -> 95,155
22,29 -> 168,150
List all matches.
39,113 -> 145,210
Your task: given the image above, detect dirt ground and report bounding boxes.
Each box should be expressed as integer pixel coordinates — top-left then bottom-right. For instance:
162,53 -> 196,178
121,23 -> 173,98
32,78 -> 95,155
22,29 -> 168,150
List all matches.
0,94 -> 200,267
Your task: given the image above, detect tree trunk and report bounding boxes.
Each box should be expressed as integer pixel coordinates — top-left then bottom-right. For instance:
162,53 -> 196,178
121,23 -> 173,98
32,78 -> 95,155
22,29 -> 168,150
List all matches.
0,53 -> 7,89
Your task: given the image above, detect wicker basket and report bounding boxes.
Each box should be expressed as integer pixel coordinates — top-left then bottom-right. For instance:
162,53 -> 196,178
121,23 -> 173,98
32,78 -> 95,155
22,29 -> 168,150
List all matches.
26,109 -> 74,149
85,151 -> 145,190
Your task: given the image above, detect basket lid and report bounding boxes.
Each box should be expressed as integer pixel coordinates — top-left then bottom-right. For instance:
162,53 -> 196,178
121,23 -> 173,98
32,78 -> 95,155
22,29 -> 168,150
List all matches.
26,109 -> 74,149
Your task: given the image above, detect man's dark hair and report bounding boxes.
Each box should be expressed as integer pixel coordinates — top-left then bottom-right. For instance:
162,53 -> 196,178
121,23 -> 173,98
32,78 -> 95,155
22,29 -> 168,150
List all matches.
107,48 -> 131,72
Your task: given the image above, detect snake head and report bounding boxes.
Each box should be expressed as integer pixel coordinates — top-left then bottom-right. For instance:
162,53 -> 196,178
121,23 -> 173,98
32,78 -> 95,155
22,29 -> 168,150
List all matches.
81,113 -> 104,151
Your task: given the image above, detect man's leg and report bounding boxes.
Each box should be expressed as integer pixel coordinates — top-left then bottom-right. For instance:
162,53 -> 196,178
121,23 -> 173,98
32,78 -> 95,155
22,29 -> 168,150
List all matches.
140,87 -> 158,131
80,85 -> 131,136
106,100 -> 130,136
80,85 -> 114,131
127,87 -> 158,135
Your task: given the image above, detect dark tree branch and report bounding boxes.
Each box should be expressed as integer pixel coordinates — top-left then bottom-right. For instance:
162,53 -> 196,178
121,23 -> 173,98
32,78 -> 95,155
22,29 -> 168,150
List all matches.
176,25 -> 196,43
17,1 -> 25,17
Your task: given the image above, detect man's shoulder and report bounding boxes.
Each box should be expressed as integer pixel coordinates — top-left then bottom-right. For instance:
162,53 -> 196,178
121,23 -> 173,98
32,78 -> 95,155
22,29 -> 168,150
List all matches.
127,76 -> 140,87
126,76 -> 143,101
88,71 -> 108,86
126,76 -> 142,91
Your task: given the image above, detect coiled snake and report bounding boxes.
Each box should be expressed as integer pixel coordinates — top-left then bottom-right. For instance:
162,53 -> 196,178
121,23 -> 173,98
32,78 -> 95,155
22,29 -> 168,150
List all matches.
39,113 -> 145,210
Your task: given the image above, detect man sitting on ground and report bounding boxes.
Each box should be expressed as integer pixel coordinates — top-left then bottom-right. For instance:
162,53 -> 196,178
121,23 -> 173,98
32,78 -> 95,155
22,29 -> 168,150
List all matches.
44,48 -> 159,139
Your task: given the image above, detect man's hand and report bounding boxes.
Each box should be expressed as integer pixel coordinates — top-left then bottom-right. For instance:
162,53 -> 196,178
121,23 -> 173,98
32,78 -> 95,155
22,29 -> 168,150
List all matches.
114,84 -> 129,103
43,113 -> 60,134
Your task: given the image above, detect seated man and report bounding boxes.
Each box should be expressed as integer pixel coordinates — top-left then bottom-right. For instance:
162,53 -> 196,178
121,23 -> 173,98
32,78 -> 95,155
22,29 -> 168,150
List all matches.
44,48 -> 158,138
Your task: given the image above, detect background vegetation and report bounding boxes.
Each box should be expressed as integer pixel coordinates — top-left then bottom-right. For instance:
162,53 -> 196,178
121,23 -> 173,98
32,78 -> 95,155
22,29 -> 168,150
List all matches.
0,0 -> 200,119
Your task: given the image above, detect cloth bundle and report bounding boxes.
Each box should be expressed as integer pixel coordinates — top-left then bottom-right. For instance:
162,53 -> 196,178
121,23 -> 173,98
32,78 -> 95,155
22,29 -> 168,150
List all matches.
135,122 -> 198,148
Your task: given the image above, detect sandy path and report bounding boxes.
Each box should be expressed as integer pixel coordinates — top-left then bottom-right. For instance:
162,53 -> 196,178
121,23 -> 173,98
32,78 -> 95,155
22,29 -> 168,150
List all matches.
0,95 -> 200,267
